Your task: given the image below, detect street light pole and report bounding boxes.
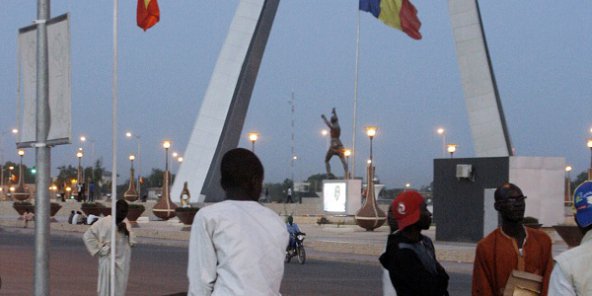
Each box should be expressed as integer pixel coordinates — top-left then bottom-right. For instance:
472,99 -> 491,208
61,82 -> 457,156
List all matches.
437,127 -> 446,158
248,132 -> 258,153
587,138 -> 592,180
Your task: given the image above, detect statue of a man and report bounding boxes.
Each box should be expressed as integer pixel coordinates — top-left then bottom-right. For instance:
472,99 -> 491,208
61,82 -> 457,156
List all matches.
321,108 -> 348,178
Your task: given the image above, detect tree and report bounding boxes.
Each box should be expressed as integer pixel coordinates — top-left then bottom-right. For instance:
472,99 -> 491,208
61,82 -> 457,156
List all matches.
571,171 -> 589,191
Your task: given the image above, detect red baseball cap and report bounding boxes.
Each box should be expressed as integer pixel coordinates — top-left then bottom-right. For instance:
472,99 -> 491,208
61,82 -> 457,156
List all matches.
392,191 -> 425,230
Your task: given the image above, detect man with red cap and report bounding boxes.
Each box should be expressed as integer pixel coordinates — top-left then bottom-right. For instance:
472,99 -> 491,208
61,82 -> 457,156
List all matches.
379,191 -> 449,295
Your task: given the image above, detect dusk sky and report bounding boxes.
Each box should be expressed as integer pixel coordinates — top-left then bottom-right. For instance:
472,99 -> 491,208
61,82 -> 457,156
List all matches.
0,1 -> 590,190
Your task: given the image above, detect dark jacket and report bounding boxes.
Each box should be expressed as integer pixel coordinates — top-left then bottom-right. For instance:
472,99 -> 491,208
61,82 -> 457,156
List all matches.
379,231 -> 449,296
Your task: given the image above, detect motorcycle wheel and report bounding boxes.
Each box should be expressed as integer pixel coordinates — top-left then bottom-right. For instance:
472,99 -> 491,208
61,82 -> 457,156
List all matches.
297,246 -> 306,264
285,252 -> 291,263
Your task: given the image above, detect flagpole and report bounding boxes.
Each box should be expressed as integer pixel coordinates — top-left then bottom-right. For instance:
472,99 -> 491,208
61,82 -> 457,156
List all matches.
111,0 -> 118,295
351,8 -> 361,180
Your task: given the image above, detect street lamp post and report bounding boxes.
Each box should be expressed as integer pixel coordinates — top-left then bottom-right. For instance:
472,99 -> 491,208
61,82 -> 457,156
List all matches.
80,135 -> 96,180
344,148 -> 352,179
248,132 -> 259,153
163,141 -> 171,172
447,144 -> 457,158
76,150 -> 84,197
587,138 -> 592,180
565,165 -> 572,206
365,126 -> 378,163
437,127 -> 446,158
126,131 -> 142,201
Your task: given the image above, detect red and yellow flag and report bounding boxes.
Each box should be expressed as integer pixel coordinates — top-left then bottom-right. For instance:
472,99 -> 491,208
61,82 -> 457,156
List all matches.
137,0 -> 160,31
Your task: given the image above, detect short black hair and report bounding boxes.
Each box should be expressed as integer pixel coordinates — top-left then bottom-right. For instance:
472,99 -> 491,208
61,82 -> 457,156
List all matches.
220,148 -> 264,190
494,182 -> 523,201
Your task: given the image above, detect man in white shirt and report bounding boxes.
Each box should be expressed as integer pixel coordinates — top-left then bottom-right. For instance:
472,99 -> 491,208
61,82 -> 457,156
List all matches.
549,181 -> 592,295
187,148 -> 289,296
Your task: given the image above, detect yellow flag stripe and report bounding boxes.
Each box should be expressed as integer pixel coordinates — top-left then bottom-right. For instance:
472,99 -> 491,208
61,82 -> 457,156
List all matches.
378,0 -> 403,31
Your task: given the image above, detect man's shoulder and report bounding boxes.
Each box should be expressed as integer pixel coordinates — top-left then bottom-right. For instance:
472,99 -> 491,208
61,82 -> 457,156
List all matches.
477,228 -> 500,245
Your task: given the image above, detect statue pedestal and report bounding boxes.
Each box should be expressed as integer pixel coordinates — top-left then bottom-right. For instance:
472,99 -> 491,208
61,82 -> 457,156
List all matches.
322,179 -> 362,215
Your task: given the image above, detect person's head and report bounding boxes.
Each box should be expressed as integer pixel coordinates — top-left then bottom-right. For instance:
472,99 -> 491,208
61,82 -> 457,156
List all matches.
287,215 -> 294,225
116,199 -> 129,224
71,210 -> 75,214
220,148 -> 264,201
76,211 -> 81,215
494,183 -> 526,223
391,191 -> 431,231
574,181 -> 592,233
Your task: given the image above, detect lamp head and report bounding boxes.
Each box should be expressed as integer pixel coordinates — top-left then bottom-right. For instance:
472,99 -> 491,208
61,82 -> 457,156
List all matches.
129,155 -> 135,161
76,151 -> 83,158
344,149 -> 352,157
566,165 -> 572,172
163,141 -> 171,149
18,149 -> 24,156
587,138 -> 592,149
437,127 -> 445,135
248,132 -> 259,142
366,126 -> 378,138
447,144 -> 457,154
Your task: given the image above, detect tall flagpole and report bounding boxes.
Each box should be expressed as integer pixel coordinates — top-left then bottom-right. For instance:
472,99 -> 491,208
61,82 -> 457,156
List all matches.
351,8 -> 361,180
111,0 -> 119,295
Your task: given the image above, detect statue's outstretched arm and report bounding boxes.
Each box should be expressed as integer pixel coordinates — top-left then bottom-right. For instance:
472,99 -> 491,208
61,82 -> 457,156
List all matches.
321,114 -> 331,127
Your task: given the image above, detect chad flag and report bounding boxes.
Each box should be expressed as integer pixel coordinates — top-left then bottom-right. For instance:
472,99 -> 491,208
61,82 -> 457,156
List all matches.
359,0 -> 422,40
137,0 -> 160,31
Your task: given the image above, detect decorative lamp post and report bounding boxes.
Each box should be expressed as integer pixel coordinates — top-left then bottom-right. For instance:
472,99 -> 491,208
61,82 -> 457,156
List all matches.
587,138 -> 592,180
344,148 -> 352,179
13,149 -> 30,201
124,155 -> 139,202
248,132 -> 259,152
365,126 -> 377,162
126,131 -> 142,202
355,125 -> 386,231
565,165 -> 572,206
447,144 -> 457,158
437,127 -> 446,158
152,140 -> 177,220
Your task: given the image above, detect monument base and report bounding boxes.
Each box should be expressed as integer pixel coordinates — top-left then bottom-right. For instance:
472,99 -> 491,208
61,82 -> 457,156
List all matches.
322,179 -> 362,215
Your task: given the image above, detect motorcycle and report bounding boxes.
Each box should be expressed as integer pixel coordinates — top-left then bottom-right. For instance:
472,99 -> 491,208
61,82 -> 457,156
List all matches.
285,232 -> 306,264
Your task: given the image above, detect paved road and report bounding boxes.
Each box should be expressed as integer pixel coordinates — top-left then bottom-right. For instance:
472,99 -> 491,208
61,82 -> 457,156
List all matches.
0,229 -> 471,295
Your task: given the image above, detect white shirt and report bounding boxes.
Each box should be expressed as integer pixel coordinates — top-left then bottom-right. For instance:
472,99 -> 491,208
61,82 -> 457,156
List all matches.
549,230 -> 592,296
188,200 -> 288,296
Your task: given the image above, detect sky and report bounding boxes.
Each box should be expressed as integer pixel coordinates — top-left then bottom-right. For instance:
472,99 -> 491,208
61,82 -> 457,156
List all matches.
0,1 -> 591,190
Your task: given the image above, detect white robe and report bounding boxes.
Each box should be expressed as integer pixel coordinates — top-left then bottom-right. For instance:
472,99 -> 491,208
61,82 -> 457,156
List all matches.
83,216 -> 136,296
188,200 -> 289,296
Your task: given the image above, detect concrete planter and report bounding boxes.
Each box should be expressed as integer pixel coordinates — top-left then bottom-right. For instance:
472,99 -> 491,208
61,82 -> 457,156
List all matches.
126,206 -> 145,222
175,208 -> 199,225
12,202 -> 34,216
81,203 -> 105,216
553,225 -> 582,248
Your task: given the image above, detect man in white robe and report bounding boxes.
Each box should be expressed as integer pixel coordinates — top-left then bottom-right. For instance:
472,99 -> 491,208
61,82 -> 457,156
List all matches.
188,148 -> 289,296
83,200 -> 136,296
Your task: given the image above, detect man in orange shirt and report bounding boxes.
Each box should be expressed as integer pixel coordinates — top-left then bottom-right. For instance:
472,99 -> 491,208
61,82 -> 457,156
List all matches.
472,183 -> 553,295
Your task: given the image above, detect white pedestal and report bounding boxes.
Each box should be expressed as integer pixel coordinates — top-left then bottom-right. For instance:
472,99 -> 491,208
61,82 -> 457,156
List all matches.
322,179 -> 362,215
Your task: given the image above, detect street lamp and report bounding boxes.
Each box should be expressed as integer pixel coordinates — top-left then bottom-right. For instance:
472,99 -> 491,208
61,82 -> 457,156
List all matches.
126,131 -> 142,200
124,154 -> 139,202
163,141 -> 171,171
76,149 -> 84,190
248,132 -> 259,152
344,148 -> 352,179
436,127 -> 446,158
447,144 -> 457,158
565,165 -> 573,206
405,183 -> 411,191
587,138 -> 592,179
365,126 -> 378,163
18,149 -> 24,184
